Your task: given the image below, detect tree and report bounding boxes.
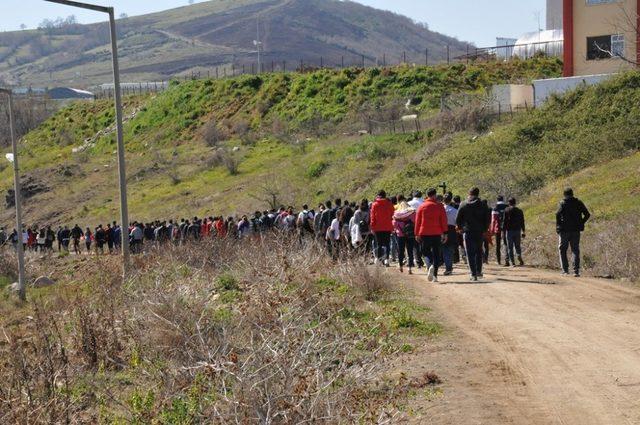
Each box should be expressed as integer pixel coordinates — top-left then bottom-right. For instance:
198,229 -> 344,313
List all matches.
20,24 -> 27,31
595,5 -> 640,65
119,13 -> 128,19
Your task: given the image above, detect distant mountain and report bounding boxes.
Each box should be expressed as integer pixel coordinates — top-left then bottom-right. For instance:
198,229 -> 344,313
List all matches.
0,0 -> 469,88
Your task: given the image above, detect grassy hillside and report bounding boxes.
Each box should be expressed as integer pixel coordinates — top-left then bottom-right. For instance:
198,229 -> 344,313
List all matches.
0,58 -> 562,226
0,0 -> 470,87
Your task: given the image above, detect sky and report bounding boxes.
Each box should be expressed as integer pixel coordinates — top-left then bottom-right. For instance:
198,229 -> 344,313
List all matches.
0,0 -> 546,47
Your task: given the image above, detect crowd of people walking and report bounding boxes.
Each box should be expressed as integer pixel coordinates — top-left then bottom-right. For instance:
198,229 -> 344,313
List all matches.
0,187 -> 590,281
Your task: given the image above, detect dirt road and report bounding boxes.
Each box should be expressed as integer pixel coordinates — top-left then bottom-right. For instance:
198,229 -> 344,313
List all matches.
398,265 -> 640,424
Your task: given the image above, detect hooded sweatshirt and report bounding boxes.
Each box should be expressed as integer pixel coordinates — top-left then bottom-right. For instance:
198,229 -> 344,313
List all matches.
370,197 -> 395,233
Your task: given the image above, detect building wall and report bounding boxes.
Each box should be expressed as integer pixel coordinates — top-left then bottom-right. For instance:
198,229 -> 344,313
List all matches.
533,73 -> 614,105
566,0 -> 638,76
547,0 -> 564,29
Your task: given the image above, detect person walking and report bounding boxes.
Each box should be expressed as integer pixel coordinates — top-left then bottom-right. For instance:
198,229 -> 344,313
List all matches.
442,193 -> 458,275
408,190 -> 425,268
456,188 -> 490,281
71,224 -> 84,255
415,188 -> 448,283
370,191 -> 394,266
393,196 -> 416,274
556,188 -> 591,277
503,197 -> 526,267
490,196 -> 508,265
84,227 -> 93,253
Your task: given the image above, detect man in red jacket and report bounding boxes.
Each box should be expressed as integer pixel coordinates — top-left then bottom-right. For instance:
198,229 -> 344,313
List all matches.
370,190 -> 395,266
415,188 -> 448,283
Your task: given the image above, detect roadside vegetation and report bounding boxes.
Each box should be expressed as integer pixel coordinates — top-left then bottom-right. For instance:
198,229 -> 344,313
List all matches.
0,237 -> 441,423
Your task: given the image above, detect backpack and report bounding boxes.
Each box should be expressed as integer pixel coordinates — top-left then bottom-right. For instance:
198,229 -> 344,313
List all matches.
402,220 -> 415,238
358,220 -> 369,234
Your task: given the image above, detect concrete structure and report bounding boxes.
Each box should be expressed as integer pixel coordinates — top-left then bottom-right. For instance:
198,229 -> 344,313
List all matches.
47,87 -> 94,100
490,84 -> 534,111
547,0 -> 564,30
532,73 -> 615,105
496,37 -> 518,59
563,0 -> 640,76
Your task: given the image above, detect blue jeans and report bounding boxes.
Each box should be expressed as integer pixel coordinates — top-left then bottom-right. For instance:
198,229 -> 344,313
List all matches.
390,233 -> 399,261
442,245 -> 454,272
463,233 -> 484,277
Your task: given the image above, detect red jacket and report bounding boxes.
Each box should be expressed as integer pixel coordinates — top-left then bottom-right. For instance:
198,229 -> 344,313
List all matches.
370,197 -> 395,232
415,199 -> 448,237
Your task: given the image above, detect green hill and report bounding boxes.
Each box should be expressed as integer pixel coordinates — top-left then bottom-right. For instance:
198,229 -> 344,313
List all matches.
3,57 -> 640,279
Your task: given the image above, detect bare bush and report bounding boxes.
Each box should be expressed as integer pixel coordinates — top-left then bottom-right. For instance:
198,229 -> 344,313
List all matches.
0,237 -> 406,423
201,120 -> 229,147
434,103 -> 494,133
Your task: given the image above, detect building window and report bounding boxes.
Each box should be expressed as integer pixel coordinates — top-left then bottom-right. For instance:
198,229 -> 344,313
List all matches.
587,34 -> 624,60
586,0 -> 618,4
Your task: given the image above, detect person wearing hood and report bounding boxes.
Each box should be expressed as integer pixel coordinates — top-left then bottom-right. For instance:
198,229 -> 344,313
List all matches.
393,196 -> 416,274
456,187 -> 490,281
370,190 -> 395,266
556,188 -> 591,277
490,195 -> 509,265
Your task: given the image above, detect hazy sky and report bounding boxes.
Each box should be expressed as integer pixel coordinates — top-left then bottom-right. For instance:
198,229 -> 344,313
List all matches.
0,0 -> 546,46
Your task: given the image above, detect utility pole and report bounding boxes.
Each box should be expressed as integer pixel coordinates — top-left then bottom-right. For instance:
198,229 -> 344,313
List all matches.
45,0 -> 131,278
253,16 -> 262,74
1,88 -> 26,302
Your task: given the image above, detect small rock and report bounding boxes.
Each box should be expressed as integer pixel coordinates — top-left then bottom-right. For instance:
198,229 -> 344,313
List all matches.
33,276 -> 55,288
9,282 -> 19,292
232,146 -> 240,152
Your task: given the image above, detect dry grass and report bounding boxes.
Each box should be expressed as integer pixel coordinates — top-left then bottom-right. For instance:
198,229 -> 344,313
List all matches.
0,236 -> 429,423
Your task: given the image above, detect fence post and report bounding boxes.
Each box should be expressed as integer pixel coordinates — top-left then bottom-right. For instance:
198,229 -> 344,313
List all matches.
300,59 -> 303,71
425,48 -> 428,66
383,53 -> 386,67
498,102 -> 501,121
447,45 -> 450,64
283,61 -> 286,72
341,56 -> 344,68
216,67 -> 219,79
414,119 -> 420,132
466,45 -> 469,64
271,60 -> 274,73
403,51 -> 406,63
223,68 -> 227,77
252,63 -> 255,74
361,54 -> 365,68
242,64 -> 245,74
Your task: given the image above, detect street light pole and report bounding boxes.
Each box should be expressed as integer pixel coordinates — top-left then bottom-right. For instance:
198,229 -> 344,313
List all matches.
1,89 -> 26,302
44,0 -> 131,277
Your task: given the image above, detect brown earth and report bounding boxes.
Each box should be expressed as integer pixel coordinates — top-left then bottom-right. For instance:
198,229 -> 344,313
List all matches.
392,264 -> 640,425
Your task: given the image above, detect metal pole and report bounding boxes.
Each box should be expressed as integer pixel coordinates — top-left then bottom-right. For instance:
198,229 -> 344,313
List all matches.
44,1 -> 131,278
108,10 -> 131,277
2,89 -> 26,302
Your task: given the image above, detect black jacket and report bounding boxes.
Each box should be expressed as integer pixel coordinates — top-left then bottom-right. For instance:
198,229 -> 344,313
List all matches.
503,206 -> 525,232
456,197 -> 490,235
556,197 -> 590,233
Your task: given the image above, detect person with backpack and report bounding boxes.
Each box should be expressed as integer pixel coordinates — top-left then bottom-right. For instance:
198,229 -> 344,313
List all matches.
456,187 -> 491,281
297,205 -> 315,239
0,227 -> 6,248
350,199 -> 370,250
393,195 -> 416,274
326,213 -> 341,260
556,188 -> 591,277
503,197 -> 526,267
370,191 -> 395,266
415,188 -> 448,283
95,225 -> 107,254
490,196 -> 509,265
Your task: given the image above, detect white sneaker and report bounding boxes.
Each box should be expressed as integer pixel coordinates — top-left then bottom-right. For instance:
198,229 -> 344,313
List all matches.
427,265 -> 435,282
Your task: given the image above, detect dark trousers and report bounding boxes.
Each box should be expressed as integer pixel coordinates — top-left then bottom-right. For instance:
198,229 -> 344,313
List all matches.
495,232 -> 507,264
506,230 -> 522,265
559,231 -> 581,273
375,232 -> 391,261
397,236 -> 415,268
464,233 -> 484,277
420,236 -> 442,277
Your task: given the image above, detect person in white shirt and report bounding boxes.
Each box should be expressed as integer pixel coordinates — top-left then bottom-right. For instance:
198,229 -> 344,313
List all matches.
407,191 -> 425,267
326,217 -> 341,259
443,194 -> 459,275
408,190 -> 424,210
